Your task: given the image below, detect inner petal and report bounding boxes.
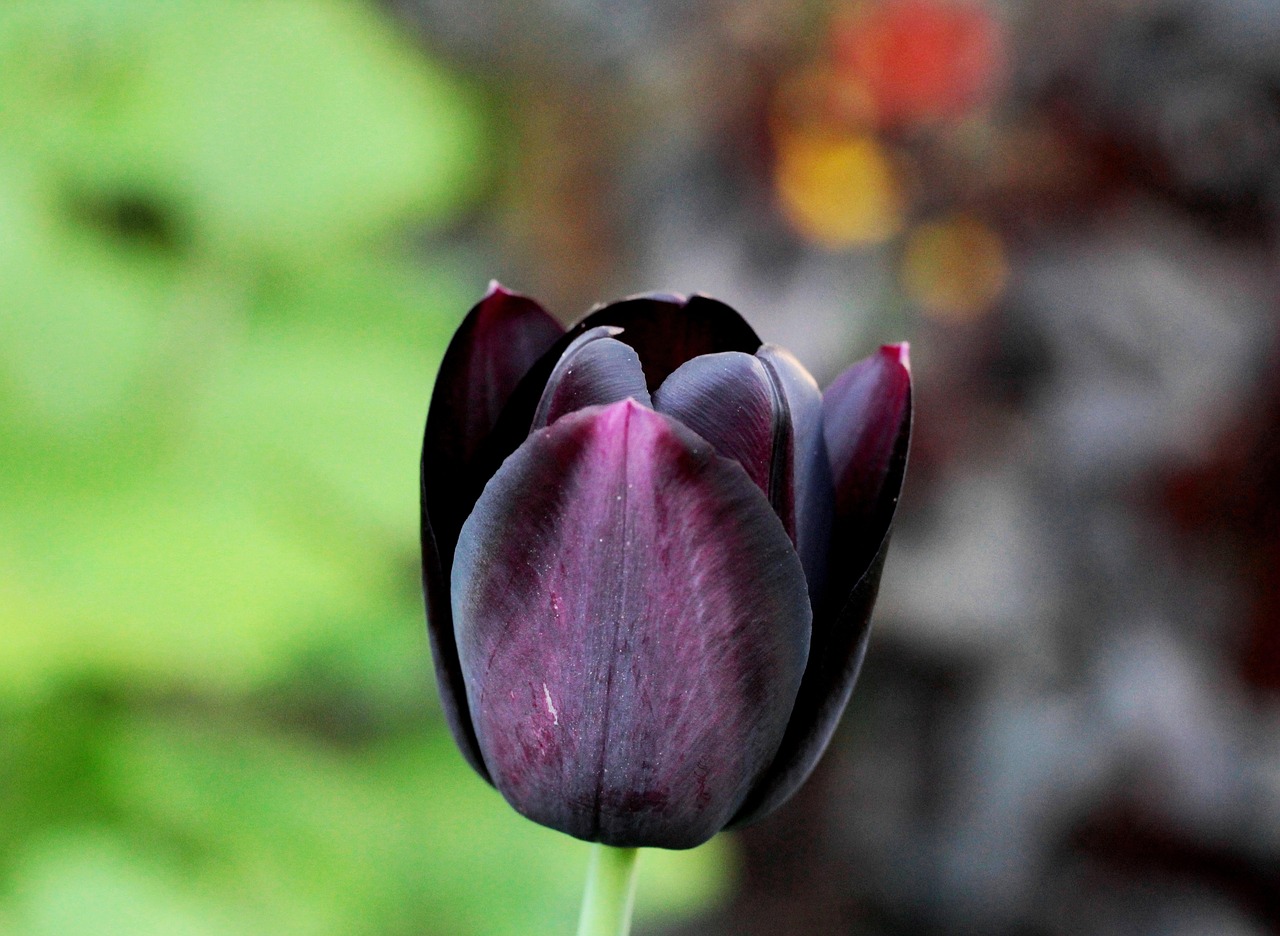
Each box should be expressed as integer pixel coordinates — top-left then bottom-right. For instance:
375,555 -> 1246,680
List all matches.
572,295 -> 762,391
531,326 -> 652,430
654,351 -> 792,537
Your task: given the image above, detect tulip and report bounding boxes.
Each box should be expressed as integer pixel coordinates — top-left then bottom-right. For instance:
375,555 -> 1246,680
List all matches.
421,284 -> 911,851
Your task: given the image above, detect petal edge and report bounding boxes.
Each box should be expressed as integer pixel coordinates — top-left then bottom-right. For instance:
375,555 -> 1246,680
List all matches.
421,286 -> 564,779
731,342 -> 911,827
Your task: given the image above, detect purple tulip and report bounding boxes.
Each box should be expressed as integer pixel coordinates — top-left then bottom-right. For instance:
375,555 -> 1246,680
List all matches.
421,285 -> 911,849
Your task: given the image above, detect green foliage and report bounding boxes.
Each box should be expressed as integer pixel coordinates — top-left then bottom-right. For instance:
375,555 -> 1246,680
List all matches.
0,2 -> 735,933
2,705 -> 734,935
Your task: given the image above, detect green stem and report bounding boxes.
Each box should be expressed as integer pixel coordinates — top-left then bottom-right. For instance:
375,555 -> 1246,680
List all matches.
576,844 -> 640,936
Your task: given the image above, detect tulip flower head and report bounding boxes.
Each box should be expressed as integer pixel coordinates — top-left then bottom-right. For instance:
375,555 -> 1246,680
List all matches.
421,285 -> 911,850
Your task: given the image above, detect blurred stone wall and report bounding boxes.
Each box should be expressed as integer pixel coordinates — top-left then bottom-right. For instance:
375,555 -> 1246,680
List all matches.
392,0 -> 1280,932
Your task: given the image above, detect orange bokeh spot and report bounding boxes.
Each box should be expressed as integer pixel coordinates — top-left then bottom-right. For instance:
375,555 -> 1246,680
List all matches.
833,0 -> 1005,129
900,214 -> 1007,322
774,127 -> 905,248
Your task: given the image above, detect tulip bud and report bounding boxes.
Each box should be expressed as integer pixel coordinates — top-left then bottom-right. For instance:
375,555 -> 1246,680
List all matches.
421,287 -> 911,849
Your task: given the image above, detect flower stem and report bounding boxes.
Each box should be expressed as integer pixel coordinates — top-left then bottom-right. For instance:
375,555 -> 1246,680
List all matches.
576,844 -> 640,936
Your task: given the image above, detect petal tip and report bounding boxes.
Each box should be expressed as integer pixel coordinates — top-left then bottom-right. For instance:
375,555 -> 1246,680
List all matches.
591,396 -> 665,439
484,279 -> 509,298
882,342 -> 910,374
613,396 -> 648,416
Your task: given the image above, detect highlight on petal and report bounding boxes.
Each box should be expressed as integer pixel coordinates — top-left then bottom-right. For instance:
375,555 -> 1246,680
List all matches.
421,284 -> 564,779
531,326 -> 652,430
629,290 -> 687,304
653,352 -> 784,512
574,294 -> 762,391
452,400 -> 812,849
731,343 -> 911,828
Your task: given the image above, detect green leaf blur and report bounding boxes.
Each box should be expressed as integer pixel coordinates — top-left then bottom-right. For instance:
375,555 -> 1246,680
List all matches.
0,2 -> 733,933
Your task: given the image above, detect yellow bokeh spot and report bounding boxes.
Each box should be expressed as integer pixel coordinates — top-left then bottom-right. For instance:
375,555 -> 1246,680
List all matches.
774,129 -> 904,248
900,214 -> 1007,323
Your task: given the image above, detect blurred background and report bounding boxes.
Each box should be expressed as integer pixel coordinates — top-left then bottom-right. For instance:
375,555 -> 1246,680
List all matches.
3,0 -> 1280,933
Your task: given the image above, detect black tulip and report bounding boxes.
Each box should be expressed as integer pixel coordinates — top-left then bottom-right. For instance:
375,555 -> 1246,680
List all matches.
422,284 -> 912,849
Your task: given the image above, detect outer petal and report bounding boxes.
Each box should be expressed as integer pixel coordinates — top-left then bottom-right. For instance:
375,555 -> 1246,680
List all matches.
421,283 -> 564,779
731,344 -> 911,827
575,294 -> 763,390
452,400 -> 812,849
824,344 -> 913,549
531,326 -> 652,430
653,352 -> 783,512
756,345 -> 836,604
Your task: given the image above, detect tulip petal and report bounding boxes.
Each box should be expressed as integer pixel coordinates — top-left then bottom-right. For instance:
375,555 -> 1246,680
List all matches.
421,284 -> 564,779
576,294 -> 762,390
532,327 -> 652,430
731,344 -> 911,827
478,295 -> 764,482
756,345 -> 836,604
453,400 -> 812,849
653,352 -> 783,512
824,344 -> 913,548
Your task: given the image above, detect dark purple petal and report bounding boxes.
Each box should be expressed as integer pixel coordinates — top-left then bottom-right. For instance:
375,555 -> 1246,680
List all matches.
478,294 -> 763,478
452,400 -> 812,849
653,352 -> 783,512
575,294 -> 762,391
421,283 -> 564,779
532,327 -> 652,430
756,345 -> 835,604
823,344 -> 913,545
731,344 -> 911,827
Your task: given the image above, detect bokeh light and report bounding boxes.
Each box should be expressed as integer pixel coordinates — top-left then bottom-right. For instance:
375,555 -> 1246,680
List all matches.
774,127 -> 904,247
900,213 -> 1008,323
